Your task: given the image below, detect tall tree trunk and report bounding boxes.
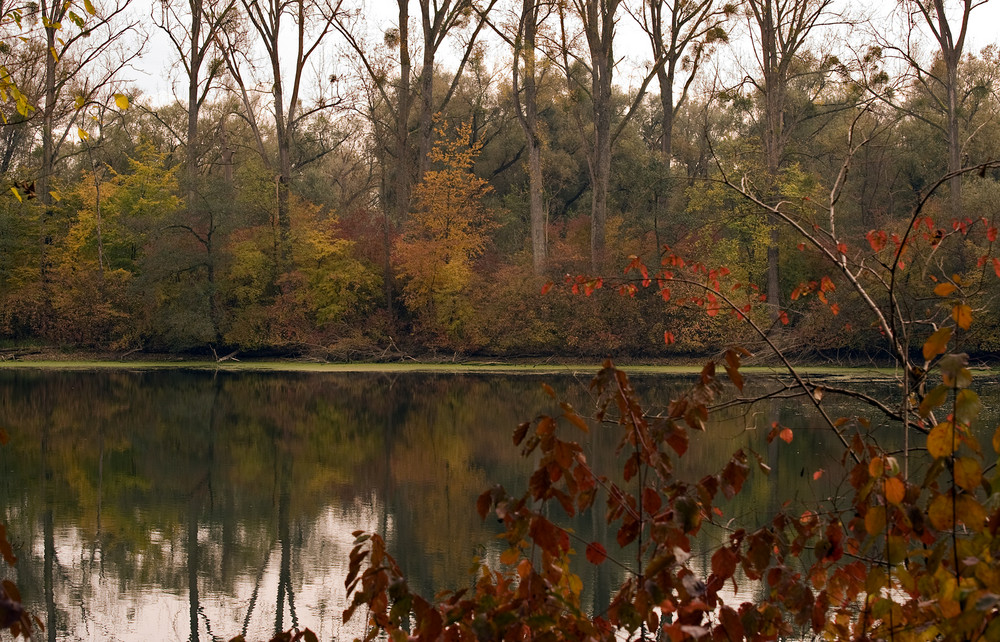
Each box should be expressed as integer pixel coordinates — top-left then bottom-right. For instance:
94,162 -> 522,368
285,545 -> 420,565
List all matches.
945,52 -> 962,217
39,18 -> 58,280
514,0 -> 546,274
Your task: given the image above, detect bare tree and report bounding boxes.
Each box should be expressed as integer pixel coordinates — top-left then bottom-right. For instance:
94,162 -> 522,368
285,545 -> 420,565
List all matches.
742,0 -> 838,317
155,0 -> 237,339
634,0 -> 733,162
559,0 -> 662,270
895,0 -> 993,217
514,0 -> 550,274
31,0 -> 140,275
221,0 -> 344,268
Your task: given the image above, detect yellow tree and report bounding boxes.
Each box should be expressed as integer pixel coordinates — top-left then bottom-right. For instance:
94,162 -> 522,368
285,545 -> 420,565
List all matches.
397,121 -> 493,339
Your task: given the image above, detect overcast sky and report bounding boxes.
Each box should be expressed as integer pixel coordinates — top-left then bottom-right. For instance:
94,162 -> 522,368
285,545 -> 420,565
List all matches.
130,0 -> 1000,109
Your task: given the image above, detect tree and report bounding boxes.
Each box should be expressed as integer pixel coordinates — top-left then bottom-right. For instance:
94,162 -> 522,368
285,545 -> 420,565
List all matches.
635,0 -> 733,163
221,0 -> 344,271
334,0 -> 498,321
34,0 -> 139,237
741,0 -> 839,318
397,120 -> 493,339
883,0 -> 994,218
155,0 -> 237,340
559,0 -> 662,270
512,0 -> 550,274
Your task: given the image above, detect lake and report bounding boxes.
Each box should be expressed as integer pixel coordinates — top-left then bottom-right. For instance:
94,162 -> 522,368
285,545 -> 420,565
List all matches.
1,366 -> 996,640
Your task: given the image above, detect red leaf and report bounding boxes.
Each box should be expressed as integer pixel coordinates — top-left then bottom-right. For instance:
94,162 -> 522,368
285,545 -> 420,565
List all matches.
813,469 -> 824,481
866,229 -> 887,252
779,427 -> 793,444
586,541 -> 608,565
779,311 -> 789,325
529,516 -> 569,555
664,330 -> 675,345
988,227 -> 997,242
540,282 -> 553,295
711,547 -> 739,580
837,242 -> 848,254
993,257 -> 1000,278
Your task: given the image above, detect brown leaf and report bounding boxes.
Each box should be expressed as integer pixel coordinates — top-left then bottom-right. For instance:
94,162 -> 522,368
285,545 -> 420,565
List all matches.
884,477 -> 905,505
535,416 -> 555,436
0,524 -> 16,566
529,516 -> 568,555
952,303 -> 972,330
922,326 -> 952,361
513,421 -> 529,446
711,547 -> 738,580
665,423 -> 688,456
562,406 -> 589,433
724,349 -> 744,391
476,490 -> 492,520
934,282 -> 957,296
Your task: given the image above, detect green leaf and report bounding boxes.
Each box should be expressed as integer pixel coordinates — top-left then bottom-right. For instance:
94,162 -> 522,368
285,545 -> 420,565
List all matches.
919,384 -> 949,418
83,0 -> 96,15
954,389 -> 981,426
940,353 -> 972,389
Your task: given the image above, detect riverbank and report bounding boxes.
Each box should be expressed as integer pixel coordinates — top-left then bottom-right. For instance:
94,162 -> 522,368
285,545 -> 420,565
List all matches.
1,344 -> 995,377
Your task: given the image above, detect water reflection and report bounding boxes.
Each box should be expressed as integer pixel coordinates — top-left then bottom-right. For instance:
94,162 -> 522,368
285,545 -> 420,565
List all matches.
0,368 -> 996,640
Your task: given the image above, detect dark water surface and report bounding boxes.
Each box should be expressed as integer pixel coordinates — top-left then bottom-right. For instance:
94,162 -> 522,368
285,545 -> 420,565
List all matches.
1,367 -> 996,640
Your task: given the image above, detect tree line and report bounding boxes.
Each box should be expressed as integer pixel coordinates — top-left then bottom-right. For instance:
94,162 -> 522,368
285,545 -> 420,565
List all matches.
0,0 -> 998,359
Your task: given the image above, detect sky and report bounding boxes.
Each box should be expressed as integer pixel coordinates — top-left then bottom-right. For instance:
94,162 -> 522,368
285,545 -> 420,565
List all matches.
130,0 -> 1000,109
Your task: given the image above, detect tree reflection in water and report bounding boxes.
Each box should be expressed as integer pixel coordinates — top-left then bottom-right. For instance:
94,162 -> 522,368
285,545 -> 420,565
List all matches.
1,368 -> 996,639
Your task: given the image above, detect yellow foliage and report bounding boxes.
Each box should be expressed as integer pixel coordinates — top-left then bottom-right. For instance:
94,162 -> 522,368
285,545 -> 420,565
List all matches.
397,121 -> 495,336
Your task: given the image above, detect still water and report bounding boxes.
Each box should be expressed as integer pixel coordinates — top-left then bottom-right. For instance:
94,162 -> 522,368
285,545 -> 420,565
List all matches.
0,367 -> 995,640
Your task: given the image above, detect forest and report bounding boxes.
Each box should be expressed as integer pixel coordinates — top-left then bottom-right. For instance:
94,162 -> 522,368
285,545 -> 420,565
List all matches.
3,1 -> 1000,639
0,0 -> 996,360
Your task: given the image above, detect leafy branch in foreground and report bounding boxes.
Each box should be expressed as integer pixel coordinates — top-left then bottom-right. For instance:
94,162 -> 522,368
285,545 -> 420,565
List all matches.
343,289 -> 1000,640
338,128 -> 1000,641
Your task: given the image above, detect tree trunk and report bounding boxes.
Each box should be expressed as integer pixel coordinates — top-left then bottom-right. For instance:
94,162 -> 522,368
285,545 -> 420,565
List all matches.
514,0 -> 546,274
946,53 -> 962,217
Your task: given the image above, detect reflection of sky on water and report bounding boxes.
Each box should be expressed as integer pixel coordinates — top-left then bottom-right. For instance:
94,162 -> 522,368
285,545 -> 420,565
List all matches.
34,502 -> 387,641
2,369 -> 997,640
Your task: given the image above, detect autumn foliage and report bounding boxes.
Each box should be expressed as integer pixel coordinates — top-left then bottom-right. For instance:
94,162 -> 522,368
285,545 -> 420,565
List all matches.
344,165 -> 1000,640
396,121 -> 495,340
